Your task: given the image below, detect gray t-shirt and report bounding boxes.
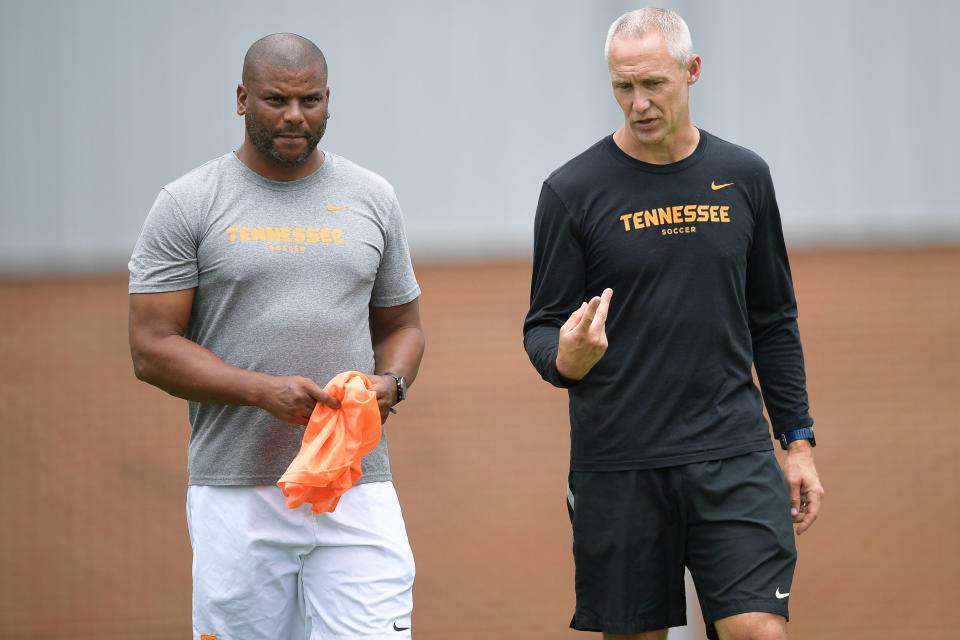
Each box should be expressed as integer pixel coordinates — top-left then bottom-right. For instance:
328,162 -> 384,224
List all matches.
129,151 -> 420,485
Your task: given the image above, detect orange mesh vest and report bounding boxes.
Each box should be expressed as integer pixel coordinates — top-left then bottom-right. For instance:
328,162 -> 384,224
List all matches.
277,371 -> 382,513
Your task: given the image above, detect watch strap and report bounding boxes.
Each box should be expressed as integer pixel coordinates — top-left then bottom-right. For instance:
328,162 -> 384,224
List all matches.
383,372 -> 404,403
779,427 -> 816,450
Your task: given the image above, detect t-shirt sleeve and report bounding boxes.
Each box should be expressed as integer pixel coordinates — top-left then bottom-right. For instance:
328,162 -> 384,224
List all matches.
128,188 -> 200,293
746,167 -> 814,436
522,182 -> 585,388
370,194 -> 420,307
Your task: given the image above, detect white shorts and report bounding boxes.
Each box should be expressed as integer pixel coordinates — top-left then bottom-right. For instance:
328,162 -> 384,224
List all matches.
187,481 -> 415,640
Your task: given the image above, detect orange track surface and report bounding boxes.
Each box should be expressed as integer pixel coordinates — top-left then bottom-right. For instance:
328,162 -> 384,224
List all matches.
1,247 -> 957,639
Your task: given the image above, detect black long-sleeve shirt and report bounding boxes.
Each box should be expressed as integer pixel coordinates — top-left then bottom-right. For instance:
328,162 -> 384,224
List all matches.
523,130 -> 813,471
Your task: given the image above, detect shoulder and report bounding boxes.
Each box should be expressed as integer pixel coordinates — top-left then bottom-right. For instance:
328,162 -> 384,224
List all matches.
701,131 -> 778,214
544,137 -> 611,197
701,130 -> 771,178
161,153 -> 234,203
326,152 -> 397,202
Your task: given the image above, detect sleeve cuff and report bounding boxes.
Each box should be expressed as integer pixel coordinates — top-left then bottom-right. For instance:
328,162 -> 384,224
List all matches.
542,350 -> 581,389
770,415 -> 815,439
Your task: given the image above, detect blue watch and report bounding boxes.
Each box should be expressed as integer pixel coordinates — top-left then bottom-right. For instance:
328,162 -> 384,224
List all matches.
779,427 -> 816,450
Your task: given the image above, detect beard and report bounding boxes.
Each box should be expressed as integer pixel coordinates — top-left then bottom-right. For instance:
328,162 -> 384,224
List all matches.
244,112 -> 327,168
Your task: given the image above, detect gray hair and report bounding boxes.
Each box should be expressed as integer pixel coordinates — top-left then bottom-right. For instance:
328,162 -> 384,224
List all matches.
604,8 -> 694,66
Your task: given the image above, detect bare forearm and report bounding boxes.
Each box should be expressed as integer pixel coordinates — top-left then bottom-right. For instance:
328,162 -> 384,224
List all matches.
132,334 -> 270,406
372,327 -> 425,385
128,290 -> 339,425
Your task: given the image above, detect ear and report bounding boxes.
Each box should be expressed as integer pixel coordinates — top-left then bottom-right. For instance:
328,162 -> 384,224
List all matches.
236,84 -> 247,116
686,54 -> 702,86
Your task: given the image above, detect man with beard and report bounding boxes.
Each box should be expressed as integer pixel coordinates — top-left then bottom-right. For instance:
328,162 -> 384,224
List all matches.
128,34 -> 423,639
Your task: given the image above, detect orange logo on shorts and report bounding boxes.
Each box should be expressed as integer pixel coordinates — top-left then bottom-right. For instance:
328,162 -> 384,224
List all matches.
200,635 -> 217,640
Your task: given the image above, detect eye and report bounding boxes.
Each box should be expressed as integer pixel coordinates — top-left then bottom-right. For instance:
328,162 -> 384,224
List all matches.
302,96 -> 321,105
265,96 -> 284,105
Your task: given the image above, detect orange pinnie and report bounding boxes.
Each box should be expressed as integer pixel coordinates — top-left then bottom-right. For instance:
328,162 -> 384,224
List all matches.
277,371 -> 382,513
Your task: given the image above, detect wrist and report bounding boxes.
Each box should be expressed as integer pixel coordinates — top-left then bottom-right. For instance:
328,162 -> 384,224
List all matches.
555,353 -> 585,381
779,427 -> 816,451
382,372 -> 406,404
786,439 -> 813,453
247,372 -> 275,408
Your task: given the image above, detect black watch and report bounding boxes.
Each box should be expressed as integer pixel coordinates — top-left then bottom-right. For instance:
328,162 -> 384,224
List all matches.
383,372 -> 407,403
779,427 -> 816,450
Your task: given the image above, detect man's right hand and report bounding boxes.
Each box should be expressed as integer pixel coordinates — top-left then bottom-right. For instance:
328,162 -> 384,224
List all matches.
257,375 -> 341,426
555,288 -> 613,381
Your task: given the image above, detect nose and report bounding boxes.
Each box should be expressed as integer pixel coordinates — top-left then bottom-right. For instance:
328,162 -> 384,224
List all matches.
283,101 -> 305,125
632,91 -> 651,114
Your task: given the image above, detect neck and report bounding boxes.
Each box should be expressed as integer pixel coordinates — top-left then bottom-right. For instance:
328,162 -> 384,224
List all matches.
614,123 -> 700,165
234,140 -> 324,181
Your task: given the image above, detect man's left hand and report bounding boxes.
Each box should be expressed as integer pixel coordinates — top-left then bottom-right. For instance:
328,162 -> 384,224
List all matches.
369,374 -> 398,424
782,441 -> 825,535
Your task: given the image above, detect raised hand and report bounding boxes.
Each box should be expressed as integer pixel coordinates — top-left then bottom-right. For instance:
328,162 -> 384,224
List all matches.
555,288 -> 613,381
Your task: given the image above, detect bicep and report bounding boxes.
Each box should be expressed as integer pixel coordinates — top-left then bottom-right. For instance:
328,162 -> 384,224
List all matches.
526,183 -> 586,329
369,298 -> 422,339
129,289 -> 196,345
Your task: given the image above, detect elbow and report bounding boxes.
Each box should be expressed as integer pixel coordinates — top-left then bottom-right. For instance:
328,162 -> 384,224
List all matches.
130,350 -> 151,384
129,341 -> 158,385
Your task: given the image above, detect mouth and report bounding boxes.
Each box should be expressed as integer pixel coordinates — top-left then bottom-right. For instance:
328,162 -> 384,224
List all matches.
633,118 -> 658,129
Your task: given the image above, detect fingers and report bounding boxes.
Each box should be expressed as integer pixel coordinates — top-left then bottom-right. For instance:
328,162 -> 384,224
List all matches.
561,302 -> 588,333
589,288 -> 613,334
784,455 -> 823,535
555,289 -> 614,380
576,288 -> 613,335
789,479 -> 802,522
305,380 -> 340,409
283,399 -> 313,426
577,296 -> 602,332
796,485 -> 824,535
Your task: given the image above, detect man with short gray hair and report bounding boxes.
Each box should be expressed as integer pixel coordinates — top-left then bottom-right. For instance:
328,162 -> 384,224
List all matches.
524,8 -> 823,640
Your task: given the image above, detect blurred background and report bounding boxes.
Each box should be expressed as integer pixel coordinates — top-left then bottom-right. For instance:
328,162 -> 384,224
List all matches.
1,1 -> 957,638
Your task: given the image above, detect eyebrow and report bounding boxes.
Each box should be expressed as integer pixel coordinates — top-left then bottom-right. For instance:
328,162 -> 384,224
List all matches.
259,89 -> 325,98
611,73 -> 668,84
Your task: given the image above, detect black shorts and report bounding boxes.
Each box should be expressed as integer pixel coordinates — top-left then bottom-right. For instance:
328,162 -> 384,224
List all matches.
566,450 -> 796,639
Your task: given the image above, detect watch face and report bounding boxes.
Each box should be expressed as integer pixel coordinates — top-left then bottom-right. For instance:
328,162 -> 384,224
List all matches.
398,377 -> 407,401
